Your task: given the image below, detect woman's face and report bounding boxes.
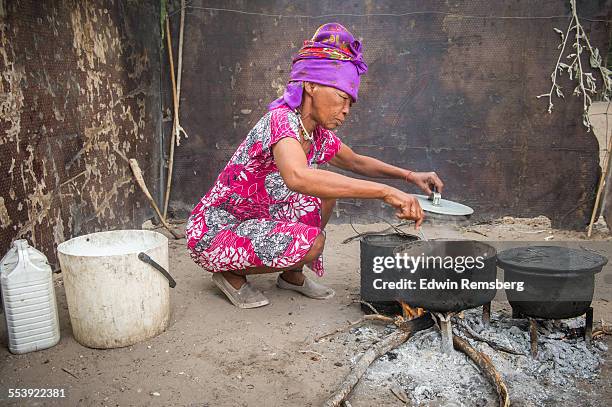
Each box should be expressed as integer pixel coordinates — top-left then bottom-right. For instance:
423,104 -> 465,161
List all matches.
306,83 -> 352,130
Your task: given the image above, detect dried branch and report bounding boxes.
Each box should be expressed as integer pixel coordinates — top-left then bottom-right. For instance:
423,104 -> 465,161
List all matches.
453,335 -> 510,407
314,314 -> 396,342
359,300 -> 381,315
322,329 -> 413,407
537,0 -> 611,130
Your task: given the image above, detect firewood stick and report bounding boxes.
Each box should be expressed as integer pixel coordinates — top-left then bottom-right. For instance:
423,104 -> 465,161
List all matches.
453,335 -> 510,407
592,328 -> 612,338
454,320 -> 525,355
129,159 -> 182,240
358,300 -> 381,314
323,329 -> 413,407
315,314 -> 395,342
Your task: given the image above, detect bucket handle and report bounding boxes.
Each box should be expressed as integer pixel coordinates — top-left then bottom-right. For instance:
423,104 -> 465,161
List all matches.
138,252 -> 176,288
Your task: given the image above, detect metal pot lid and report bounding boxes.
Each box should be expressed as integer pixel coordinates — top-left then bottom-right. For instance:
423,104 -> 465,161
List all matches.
497,246 -> 608,273
414,194 -> 474,216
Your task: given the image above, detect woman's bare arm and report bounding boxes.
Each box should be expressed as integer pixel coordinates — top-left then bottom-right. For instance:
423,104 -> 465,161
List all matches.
329,143 -> 444,195
272,138 -> 425,226
329,143 -> 408,178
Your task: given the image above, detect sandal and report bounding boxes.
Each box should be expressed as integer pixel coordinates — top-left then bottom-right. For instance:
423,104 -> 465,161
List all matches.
211,273 -> 270,309
276,274 -> 335,300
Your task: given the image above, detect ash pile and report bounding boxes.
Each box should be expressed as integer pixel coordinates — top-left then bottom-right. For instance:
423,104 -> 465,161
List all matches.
354,308 -> 607,406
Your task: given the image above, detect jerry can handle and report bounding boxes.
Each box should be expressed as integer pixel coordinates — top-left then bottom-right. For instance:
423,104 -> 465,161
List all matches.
14,239 -> 30,267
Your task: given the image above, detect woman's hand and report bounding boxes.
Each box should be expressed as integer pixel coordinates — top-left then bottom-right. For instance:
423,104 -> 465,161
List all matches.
407,171 -> 444,196
382,187 -> 425,228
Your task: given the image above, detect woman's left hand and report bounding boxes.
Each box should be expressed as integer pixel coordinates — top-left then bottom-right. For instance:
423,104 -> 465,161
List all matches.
406,171 -> 444,195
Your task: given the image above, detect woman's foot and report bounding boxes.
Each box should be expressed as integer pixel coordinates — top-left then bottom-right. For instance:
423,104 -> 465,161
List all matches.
222,270 -> 247,290
279,269 -> 305,286
277,272 -> 335,300
212,273 -> 269,309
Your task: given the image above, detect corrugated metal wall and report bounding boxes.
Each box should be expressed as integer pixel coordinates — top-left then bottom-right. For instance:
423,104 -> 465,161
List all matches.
167,0 -> 611,230
0,0 -> 162,268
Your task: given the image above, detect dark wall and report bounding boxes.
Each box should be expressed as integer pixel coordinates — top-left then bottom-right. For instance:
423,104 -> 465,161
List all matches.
169,0 -> 611,229
0,0 -> 162,268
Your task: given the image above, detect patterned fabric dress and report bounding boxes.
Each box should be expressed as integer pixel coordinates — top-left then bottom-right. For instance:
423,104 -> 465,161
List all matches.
185,105 -> 342,276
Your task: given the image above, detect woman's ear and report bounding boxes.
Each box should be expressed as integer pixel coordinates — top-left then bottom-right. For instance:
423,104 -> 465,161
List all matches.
303,81 -> 317,97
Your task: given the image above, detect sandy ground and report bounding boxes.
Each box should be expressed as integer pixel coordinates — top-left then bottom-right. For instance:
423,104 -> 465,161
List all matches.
1,218 -> 611,406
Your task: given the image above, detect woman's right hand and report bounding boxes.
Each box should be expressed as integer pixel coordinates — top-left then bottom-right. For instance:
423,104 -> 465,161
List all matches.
382,187 -> 425,228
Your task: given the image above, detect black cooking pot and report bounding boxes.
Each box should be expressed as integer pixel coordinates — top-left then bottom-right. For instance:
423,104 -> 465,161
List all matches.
360,233 -> 421,314
391,240 -> 498,313
497,246 -> 608,319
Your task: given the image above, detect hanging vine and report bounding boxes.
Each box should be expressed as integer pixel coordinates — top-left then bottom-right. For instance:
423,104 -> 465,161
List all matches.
537,0 -> 612,131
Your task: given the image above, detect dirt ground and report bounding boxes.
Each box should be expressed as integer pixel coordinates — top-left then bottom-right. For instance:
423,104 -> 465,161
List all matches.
1,218 -> 611,407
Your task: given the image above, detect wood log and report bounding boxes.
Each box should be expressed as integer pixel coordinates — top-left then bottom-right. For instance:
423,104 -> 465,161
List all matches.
453,335 -> 510,407
322,329 -> 412,407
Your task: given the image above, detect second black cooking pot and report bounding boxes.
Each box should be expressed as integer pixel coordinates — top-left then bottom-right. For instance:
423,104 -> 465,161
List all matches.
497,246 -> 608,319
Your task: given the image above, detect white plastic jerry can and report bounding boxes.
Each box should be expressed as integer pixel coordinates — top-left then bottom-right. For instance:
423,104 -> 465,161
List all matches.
0,239 -> 60,354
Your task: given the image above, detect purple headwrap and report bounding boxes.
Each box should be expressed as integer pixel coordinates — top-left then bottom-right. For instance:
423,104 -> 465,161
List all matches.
268,23 -> 368,110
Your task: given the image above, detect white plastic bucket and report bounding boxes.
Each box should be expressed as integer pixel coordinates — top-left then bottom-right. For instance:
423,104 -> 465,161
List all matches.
57,230 -> 172,349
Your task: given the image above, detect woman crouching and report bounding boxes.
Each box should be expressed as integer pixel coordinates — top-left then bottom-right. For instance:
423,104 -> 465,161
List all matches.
186,23 -> 443,308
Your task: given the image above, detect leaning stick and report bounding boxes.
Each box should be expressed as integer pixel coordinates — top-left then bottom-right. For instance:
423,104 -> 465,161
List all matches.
176,0 -> 186,107
322,329 -> 413,407
587,121 -> 612,237
163,17 -> 178,220
129,159 -> 182,240
453,335 -> 510,407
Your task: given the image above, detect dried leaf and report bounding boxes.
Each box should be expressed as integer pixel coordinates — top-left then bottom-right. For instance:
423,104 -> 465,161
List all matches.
590,48 -> 602,68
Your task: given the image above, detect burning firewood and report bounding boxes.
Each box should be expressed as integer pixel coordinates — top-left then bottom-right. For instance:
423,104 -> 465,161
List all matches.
315,301 -> 423,343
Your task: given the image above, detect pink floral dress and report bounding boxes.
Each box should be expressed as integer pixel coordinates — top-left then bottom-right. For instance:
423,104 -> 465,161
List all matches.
185,105 -> 342,276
